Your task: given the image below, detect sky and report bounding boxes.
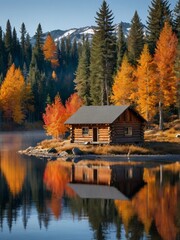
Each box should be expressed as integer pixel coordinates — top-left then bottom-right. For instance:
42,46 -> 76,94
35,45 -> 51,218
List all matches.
0,0 -> 177,37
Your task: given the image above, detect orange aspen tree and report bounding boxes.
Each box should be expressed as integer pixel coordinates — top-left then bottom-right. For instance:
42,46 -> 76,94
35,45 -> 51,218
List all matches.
0,64 -> 25,124
43,94 -> 67,138
175,42 -> 180,119
65,93 -> 83,119
136,44 -> 157,122
43,33 -> 59,68
111,54 -> 136,105
154,22 -> 178,130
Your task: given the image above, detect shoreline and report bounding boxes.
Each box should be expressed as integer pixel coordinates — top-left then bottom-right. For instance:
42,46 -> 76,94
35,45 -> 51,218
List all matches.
18,146 -> 180,163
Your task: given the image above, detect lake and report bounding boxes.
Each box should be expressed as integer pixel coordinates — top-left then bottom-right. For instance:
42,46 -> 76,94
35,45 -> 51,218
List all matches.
0,131 -> 180,240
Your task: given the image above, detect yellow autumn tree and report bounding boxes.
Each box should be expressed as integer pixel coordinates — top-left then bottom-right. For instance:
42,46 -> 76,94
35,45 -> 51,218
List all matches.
43,33 -> 59,68
154,22 -> 178,130
111,54 -> 136,105
135,44 -> 157,122
175,41 -> 180,119
0,64 -> 26,124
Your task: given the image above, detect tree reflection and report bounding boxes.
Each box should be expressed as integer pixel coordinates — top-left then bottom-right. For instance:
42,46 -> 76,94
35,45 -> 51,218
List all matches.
115,163 -> 180,240
1,152 -> 180,240
0,150 -> 26,196
43,161 -> 76,219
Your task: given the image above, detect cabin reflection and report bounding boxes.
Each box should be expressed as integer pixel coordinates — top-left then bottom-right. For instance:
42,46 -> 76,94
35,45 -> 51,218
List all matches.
70,163 -> 145,200
111,165 -> 145,198
71,164 -> 111,185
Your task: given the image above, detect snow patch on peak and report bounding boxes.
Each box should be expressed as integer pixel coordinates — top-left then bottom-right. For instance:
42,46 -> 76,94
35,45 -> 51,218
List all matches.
63,29 -> 76,37
81,28 -> 95,35
55,29 -> 77,42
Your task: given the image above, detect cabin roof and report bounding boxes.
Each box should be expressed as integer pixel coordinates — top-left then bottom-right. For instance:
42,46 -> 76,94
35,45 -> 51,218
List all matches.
68,183 -> 129,200
65,105 -> 129,124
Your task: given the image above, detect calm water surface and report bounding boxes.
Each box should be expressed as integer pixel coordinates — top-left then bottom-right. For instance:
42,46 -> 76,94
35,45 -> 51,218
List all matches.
0,131 -> 180,240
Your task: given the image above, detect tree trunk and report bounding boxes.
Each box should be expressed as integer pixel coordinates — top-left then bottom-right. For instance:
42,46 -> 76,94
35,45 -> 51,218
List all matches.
159,101 -> 164,130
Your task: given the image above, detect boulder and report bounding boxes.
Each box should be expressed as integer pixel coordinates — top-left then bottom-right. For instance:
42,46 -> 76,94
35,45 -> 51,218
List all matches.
72,147 -> 83,155
26,146 -> 34,152
59,151 -> 69,157
48,148 -> 57,153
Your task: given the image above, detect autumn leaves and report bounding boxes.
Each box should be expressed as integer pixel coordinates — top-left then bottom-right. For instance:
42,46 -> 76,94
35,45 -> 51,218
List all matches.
111,22 -> 178,129
0,64 -> 33,124
43,93 -> 83,138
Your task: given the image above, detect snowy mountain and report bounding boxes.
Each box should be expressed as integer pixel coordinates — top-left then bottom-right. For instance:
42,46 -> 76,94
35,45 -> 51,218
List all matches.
31,22 -> 131,45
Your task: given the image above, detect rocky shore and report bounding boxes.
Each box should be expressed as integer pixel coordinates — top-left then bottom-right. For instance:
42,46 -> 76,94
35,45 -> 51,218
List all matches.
19,145 -> 180,163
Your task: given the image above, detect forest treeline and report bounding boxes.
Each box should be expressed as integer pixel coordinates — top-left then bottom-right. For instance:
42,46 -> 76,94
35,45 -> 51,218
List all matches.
0,0 -> 179,130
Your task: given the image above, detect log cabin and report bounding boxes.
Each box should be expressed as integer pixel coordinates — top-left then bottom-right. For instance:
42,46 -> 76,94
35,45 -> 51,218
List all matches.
65,105 -> 146,144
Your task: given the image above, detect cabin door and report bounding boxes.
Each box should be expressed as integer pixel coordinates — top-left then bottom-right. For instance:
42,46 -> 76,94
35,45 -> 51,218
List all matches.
93,127 -> 98,142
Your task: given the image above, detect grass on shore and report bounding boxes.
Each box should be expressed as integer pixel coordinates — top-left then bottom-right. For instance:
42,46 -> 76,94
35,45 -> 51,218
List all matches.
38,120 -> 180,155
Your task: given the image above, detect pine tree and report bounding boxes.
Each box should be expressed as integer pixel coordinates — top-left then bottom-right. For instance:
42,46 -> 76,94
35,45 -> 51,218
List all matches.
33,23 -> 44,72
90,0 -> 116,105
89,33 -> 103,105
146,0 -> 172,54
65,36 -> 71,65
24,33 -> 32,71
4,20 -> 12,54
116,22 -> 127,69
74,37 -> 91,105
127,11 -> 144,66
20,23 -> 27,68
28,24 -> 47,120
28,51 -> 46,120
23,82 -> 34,120
12,27 -> 21,67
0,27 -> 6,77
154,22 -> 178,129
60,38 -> 66,67
71,38 -> 78,69
173,0 -> 180,39
111,54 -> 136,105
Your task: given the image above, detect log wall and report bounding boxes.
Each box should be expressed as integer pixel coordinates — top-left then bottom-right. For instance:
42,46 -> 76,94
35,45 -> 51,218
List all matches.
110,109 -> 144,144
71,124 -> 110,144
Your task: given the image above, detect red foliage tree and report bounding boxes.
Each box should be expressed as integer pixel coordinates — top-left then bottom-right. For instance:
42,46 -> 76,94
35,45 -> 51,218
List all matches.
43,93 -> 83,138
65,92 -> 83,118
43,94 -> 67,138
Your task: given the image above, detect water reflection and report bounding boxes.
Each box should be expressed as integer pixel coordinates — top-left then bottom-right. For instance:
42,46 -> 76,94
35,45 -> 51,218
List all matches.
0,132 -> 180,240
0,150 -> 26,196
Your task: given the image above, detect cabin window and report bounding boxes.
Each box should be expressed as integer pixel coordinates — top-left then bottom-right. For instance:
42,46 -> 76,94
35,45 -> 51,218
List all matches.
82,127 -> 89,135
124,127 -> 132,136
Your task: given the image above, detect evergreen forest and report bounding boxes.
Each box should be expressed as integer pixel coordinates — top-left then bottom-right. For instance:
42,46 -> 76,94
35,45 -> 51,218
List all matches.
0,0 -> 179,131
